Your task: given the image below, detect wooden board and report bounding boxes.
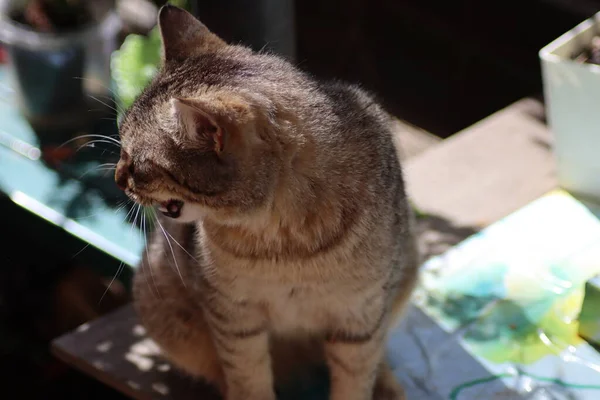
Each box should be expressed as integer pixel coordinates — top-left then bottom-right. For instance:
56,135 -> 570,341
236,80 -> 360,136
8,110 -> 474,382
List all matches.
391,117 -> 441,160
52,305 -> 220,400
405,97 -> 557,229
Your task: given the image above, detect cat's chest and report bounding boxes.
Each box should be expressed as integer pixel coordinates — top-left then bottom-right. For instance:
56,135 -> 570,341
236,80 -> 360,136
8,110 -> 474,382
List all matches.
236,276 -> 351,334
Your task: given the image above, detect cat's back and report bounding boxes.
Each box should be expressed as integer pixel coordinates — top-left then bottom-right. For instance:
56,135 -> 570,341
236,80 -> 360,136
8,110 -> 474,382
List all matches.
309,80 -> 405,200
317,80 -> 392,139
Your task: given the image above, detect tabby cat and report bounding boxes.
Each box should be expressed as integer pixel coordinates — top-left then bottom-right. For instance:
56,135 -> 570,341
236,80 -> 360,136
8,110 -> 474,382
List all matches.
115,5 -> 420,400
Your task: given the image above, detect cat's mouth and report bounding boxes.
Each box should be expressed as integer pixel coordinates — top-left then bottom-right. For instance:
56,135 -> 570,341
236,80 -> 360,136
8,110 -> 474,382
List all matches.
126,189 -> 190,220
158,199 -> 184,219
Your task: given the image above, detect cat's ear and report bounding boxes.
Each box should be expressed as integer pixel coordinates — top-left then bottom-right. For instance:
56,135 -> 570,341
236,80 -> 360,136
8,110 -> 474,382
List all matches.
172,97 -> 225,153
171,95 -> 253,153
158,5 -> 226,61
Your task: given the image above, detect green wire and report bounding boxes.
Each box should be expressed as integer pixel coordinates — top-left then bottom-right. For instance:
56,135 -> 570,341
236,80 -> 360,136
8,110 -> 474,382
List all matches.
449,371 -> 600,399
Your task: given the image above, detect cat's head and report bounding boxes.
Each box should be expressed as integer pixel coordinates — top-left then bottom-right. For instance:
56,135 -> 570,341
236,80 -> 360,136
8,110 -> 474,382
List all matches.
115,5 -> 297,223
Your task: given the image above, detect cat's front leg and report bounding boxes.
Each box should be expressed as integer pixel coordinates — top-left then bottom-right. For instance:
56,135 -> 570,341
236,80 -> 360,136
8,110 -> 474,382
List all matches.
325,304 -> 399,400
203,297 -> 275,400
325,334 -> 385,400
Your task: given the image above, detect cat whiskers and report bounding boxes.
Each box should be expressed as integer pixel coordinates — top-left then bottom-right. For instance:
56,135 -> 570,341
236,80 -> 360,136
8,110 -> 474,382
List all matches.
113,199 -> 132,216
71,243 -> 90,259
60,133 -> 121,149
87,94 -> 121,116
71,200 -> 131,255
72,199 -> 130,221
139,204 -> 162,299
166,230 -> 198,263
152,209 -> 199,264
99,261 -> 125,305
78,162 -> 117,179
98,200 -> 136,304
74,77 -> 126,116
75,140 -> 121,156
62,134 -> 122,162
151,209 -> 187,288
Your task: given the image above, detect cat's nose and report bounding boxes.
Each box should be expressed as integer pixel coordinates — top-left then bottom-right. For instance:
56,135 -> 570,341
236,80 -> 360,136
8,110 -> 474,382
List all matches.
115,158 -> 132,190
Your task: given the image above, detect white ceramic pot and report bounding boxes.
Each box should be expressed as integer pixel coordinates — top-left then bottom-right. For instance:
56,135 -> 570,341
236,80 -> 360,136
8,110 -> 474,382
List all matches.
540,12 -> 600,202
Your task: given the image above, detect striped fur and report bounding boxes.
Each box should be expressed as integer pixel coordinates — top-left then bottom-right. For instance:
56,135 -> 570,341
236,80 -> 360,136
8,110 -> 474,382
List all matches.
119,5 -> 419,400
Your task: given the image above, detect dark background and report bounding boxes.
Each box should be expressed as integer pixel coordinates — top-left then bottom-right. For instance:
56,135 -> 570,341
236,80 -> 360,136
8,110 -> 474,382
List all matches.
194,0 -> 600,137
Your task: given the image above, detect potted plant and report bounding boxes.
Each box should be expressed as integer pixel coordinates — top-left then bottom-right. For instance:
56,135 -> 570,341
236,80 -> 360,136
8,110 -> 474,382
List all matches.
0,0 -> 121,136
540,12 -> 600,202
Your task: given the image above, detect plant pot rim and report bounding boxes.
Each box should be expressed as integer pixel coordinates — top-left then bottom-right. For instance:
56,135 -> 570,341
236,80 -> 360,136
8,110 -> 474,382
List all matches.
540,11 -> 600,66
0,0 -> 121,51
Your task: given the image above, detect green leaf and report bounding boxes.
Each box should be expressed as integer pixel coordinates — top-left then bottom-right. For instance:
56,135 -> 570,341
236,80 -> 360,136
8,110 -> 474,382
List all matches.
167,0 -> 190,8
110,1 -> 193,118
110,26 -> 162,115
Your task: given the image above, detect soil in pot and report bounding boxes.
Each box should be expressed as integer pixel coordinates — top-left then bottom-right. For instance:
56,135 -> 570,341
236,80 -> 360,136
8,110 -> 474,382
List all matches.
572,36 -> 600,66
8,0 -> 92,119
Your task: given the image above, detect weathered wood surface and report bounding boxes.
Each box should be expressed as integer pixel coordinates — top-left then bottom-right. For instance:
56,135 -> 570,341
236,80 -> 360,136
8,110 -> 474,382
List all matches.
405,97 -> 556,231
